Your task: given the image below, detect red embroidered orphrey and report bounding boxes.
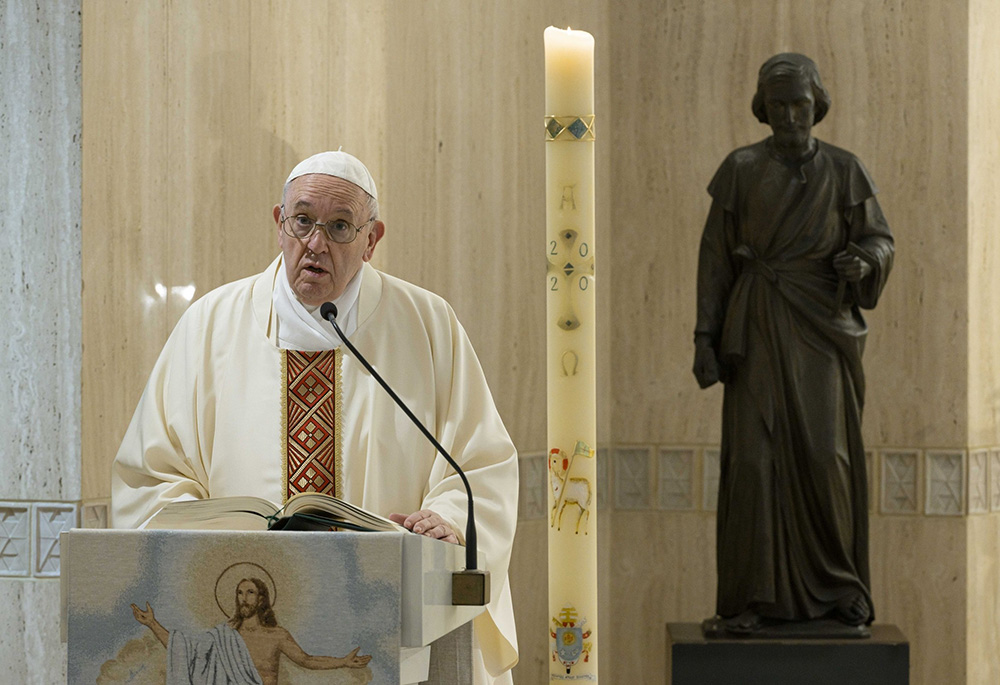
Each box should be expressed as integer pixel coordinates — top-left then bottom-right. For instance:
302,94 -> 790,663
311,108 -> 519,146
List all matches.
286,350 -> 340,500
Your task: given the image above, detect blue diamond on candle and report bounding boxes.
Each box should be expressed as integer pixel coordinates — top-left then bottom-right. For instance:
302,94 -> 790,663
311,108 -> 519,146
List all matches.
568,118 -> 589,139
547,118 -> 565,138
563,262 -> 575,276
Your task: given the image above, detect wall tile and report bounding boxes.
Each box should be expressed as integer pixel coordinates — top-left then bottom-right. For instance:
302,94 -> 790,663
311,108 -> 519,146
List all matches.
702,448 -> 720,512
991,450 -> 1000,512
518,454 -> 546,521
925,451 -> 966,516
596,448 -> 608,510
866,450 -> 875,513
32,503 -> 77,577
881,450 -> 920,514
968,450 -> 989,514
656,448 -> 695,510
0,503 -> 31,577
613,447 -> 651,510
81,499 -> 110,529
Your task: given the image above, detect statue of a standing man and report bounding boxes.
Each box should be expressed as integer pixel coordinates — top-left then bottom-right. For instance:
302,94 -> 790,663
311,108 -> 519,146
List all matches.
693,53 -> 893,635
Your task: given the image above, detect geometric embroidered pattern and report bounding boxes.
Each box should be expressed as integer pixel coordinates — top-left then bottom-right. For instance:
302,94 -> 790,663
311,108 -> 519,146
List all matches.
284,349 -> 342,502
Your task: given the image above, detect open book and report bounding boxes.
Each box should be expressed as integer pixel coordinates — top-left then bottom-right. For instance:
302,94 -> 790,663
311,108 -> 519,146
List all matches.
145,492 -> 408,533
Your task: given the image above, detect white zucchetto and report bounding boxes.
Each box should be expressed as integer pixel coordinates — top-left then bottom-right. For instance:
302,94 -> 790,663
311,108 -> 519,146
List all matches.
285,150 -> 378,200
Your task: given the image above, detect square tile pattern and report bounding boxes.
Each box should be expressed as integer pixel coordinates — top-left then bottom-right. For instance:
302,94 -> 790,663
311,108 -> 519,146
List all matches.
991,450 -> 1000,512
33,503 -> 78,577
925,451 -> 965,516
881,450 -> 920,514
518,453 -> 547,521
613,447 -> 651,510
82,499 -> 110,529
657,448 -> 695,510
968,450 -> 989,514
702,448 -> 721,512
0,503 -> 31,577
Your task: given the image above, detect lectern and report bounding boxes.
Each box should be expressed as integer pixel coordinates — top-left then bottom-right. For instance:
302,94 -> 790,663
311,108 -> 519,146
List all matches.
60,529 -> 484,684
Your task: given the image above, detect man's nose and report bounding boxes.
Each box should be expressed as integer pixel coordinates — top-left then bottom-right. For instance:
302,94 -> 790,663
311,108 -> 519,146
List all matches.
307,229 -> 329,253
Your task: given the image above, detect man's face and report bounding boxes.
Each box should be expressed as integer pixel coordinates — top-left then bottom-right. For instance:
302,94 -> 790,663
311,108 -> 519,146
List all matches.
764,75 -> 815,150
237,580 -> 260,618
273,174 -> 384,307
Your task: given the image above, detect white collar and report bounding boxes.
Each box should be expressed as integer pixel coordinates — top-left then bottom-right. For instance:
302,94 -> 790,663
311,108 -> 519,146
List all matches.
271,257 -> 363,350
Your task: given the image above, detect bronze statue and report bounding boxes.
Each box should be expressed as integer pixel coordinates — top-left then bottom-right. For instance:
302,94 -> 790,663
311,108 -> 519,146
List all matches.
694,53 -> 893,636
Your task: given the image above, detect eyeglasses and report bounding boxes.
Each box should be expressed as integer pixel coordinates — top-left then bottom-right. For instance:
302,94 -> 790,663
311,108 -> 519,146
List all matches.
279,207 -> 375,244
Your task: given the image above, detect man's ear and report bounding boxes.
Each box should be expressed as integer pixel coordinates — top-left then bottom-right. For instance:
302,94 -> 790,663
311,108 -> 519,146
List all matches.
363,221 -> 385,262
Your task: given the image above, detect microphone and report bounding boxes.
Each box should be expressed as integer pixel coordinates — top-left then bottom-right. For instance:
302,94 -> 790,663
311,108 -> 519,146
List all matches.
320,302 -> 489,605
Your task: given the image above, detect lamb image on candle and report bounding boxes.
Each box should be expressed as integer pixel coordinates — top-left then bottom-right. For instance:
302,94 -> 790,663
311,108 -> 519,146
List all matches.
549,444 -> 594,534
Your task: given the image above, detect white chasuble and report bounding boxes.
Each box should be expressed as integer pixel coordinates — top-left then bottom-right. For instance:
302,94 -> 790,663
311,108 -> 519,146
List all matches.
112,256 -> 519,680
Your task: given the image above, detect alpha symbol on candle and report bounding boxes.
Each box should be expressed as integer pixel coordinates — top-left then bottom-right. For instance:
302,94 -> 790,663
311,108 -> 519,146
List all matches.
560,185 -> 577,210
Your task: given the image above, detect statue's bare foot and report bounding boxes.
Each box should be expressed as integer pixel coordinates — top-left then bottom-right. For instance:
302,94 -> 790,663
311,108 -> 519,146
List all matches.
724,610 -> 764,635
835,592 -> 870,626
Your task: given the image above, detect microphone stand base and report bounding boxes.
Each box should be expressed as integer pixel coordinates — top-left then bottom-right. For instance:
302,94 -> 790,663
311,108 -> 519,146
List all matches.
452,569 -> 491,606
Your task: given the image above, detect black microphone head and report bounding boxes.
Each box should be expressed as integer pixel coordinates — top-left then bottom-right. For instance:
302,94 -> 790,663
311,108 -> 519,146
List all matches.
320,302 -> 338,322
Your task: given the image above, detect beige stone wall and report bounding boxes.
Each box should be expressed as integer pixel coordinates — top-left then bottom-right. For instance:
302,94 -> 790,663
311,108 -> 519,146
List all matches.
966,0 -> 1000,682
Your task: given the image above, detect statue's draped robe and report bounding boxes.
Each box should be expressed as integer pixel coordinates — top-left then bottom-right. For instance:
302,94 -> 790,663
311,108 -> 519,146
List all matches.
696,138 -> 893,622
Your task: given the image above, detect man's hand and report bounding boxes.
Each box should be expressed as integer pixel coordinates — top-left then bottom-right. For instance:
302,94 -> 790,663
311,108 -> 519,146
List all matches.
388,510 -> 459,544
833,250 -> 872,283
340,646 -> 373,668
693,339 -> 721,389
130,602 -> 156,628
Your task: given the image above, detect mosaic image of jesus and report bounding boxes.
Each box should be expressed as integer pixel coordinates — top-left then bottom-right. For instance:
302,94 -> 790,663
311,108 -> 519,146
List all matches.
131,576 -> 372,685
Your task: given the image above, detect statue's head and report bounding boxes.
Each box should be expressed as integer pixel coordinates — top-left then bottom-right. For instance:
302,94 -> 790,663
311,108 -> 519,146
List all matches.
751,53 -> 831,152
752,53 -> 831,125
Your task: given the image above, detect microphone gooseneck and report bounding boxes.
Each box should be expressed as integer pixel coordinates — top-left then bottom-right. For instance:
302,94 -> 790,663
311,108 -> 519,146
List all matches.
320,301 -> 480,572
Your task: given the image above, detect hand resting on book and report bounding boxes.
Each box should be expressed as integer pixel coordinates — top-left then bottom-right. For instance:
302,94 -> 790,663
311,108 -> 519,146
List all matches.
388,509 -> 459,544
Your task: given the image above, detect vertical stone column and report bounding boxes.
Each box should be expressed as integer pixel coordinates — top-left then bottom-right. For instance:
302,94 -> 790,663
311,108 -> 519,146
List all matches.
0,1 -> 83,683
965,1 -> 1000,682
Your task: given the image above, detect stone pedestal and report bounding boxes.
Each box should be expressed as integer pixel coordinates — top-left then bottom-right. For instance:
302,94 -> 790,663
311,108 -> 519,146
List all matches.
666,622 -> 908,685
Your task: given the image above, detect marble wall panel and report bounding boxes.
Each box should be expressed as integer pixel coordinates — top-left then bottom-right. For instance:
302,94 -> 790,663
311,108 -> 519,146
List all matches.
966,515 -> 1000,685
0,0 -> 82,502
869,515 -> 967,685
0,580 -> 66,685
968,0 -> 1000,450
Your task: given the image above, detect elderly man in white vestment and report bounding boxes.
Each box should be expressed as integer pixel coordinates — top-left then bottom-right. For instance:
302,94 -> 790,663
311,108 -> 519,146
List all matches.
111,151 -> 519,684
